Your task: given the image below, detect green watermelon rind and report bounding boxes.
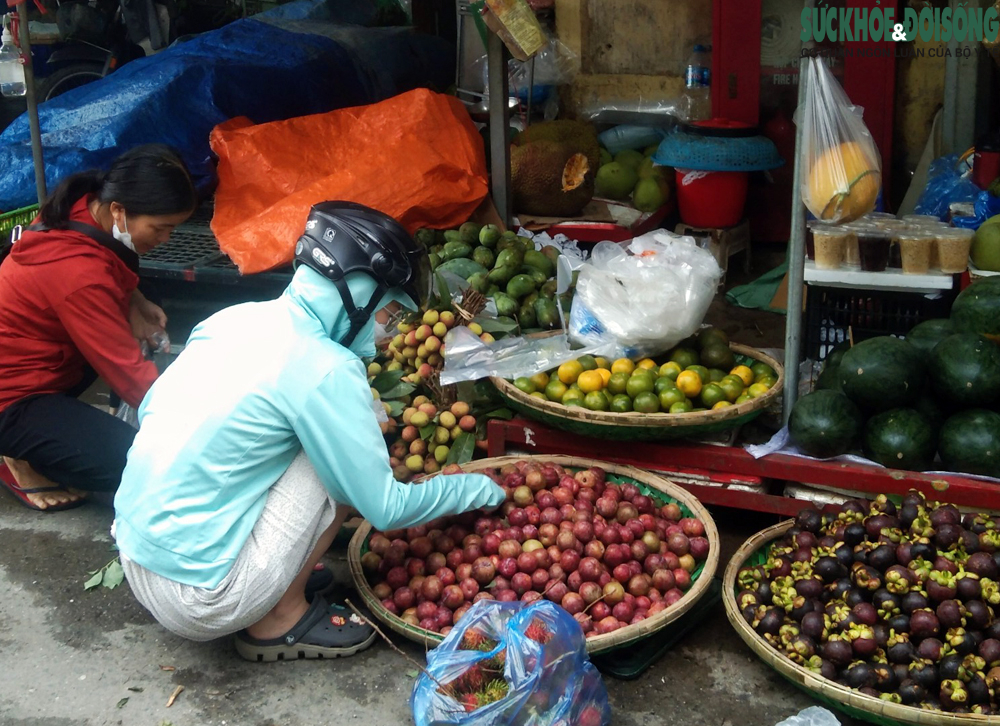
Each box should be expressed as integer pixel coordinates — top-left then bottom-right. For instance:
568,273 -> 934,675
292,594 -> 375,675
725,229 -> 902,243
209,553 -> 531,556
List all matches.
904,318 -> 955,356
789,390 -> 864,459
863,408 -> 936,472
951,277 -> 1000,342
839,336 -> 926,412
928,333 -> 1000,409
938,409 -> 1000,478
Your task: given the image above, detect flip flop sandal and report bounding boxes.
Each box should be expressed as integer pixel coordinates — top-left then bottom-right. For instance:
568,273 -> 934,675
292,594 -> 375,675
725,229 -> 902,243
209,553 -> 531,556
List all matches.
305,565 -> 335,603
234,596 -> 377,663
0,462 -> 86,512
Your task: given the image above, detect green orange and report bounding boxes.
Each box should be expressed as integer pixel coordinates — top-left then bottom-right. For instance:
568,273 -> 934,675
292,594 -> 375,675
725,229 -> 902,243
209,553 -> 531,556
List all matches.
626,374 -> 655,398
610,394 -> 633,413
658,387 -> 686,410
668,347 -> 699,370
633,391 -> 661,413
584,391 -> 609,411
608,372 -> 630,395
544,379 -> 569,402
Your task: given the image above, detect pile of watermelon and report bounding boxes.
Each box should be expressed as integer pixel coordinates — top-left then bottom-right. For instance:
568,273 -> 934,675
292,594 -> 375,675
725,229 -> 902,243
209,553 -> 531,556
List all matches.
790,277 -> 1000,478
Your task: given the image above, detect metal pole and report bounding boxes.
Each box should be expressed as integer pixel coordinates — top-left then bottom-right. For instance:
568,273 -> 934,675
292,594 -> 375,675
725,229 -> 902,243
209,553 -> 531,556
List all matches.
487,31 -> 511,227
15,7 -> 46,205
782,54 -> 809,425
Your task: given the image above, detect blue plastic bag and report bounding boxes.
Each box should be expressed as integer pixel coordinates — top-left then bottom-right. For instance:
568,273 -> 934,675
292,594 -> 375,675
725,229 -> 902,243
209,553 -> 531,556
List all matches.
411,600 -> 610,726
912,153 -> 1000,227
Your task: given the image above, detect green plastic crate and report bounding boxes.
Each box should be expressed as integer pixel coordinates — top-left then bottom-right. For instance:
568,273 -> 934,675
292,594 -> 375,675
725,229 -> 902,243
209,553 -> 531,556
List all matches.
0,205 -> 39,242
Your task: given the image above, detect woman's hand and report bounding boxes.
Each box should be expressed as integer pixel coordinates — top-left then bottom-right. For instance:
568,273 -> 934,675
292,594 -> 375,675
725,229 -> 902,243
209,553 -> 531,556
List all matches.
129,290 -> 169,351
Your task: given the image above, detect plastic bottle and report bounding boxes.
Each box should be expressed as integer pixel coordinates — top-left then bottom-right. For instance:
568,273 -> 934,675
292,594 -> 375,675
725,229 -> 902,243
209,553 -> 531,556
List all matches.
683,44 -> 711,122
0,20 -> 26,98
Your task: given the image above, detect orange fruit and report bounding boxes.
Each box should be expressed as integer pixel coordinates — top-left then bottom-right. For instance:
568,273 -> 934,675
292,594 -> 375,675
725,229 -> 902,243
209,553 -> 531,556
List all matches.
636,358 -> 657,371
730,365 -> 754,387
558,360 -> 583,385
596,368 -> 612,386
611,358 -> 635,375
676,370 -> 703,398
577,370 -> 605,393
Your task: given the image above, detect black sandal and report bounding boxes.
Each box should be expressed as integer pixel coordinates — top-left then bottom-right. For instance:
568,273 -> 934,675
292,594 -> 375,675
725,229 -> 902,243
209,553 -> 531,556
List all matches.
305,566 -> 335,602
235,596 -> 376,662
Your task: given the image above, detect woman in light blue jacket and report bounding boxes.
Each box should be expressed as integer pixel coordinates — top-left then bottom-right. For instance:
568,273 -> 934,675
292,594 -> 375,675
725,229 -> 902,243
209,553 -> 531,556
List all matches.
113,202 -> 505,662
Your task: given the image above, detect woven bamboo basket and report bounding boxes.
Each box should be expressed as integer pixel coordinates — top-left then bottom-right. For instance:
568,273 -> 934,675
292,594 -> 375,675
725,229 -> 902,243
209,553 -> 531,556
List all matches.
490,344 -> 783,441
349,454 -> 721,655
724,521 -> 995,726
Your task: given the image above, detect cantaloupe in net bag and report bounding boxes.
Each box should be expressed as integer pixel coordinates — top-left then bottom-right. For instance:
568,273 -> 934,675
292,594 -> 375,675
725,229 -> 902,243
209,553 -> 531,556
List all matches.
799,57 -> 881,224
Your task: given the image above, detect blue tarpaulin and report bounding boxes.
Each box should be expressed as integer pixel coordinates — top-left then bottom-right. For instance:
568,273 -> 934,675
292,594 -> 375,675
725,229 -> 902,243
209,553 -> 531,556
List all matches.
0,0 -> 453,210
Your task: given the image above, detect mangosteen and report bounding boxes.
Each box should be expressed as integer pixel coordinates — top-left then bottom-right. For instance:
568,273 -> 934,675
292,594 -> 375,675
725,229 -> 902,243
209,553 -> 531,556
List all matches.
851,563 -> 882,592
849,625 -> 878,658
992,551 -> 1000,571
937,599 -> 967,630
967,552 -> 1000,580
933,555 -> 958,575
873,589 -> 900,615
755,608 -> 784,637
910,610 -> 942,640
884,565 -> 916,596
980,530 -> 1000,554
983,578 -> 1000,607
818,535 -> 837,550
973,704 -> 994,715
842,500 -> 867,517
834,544 -> 855,568
790,633 -> 817,659
874,623 -> 890,648
829,578 -> 853,602
957,573 -> 982,602
868,545 -> 897,572
757,581 -> 773,605
896,542 -> 914,566
892,663 -> 910,684
909,660 -> 939,691
871,663 -> 897,692
963,653 -> 987,677
979,638 -> 1000,666
795,577 -> 824,601
898,679 -> 927,705
887,634 -> 916,664
966,600 -> 993,630
870,494 -> 896,516
737,590 -> 761,611
939,655 -> 965,682
858,686 -> 881,699
918,637 -> 945,662
737,566 -> 763,591
814,556 -> 845,584
852,602 -> 878,626
819,660 -> 837,681
968,673 -> 990,705
940,678 -> 969,710
899,503 -> 920,530
935,524 -> 963,551
790,597 -> 814,622
770,557 -> 792,579
845,589 -> 866,608
822,638 -> 853,668
910,541 -> 935,562
902,490 -> 925,508
794,530 -> 818,549
927,571 -> 958,602
742,605 -> 758,624
961,529 -> 981,554
845,661 -> 876,689
852,546 -> 870,566
962,512 -> 981,532
796,508 -> 822,534
930,504 -> 961,528
843,523 -> 866,547
800,611 -> 827,641
988,621 -> 1000,641
946,627 -> 977,656
888,614 -> 911,634
866,514 -> 895,540
901,591 -> 929,614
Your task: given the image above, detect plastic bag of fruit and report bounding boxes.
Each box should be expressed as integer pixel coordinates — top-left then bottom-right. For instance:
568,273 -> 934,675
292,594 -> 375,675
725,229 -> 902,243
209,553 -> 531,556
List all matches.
411,600 -> 610,726
568,231 -> 721,360
799,56 -> 881,224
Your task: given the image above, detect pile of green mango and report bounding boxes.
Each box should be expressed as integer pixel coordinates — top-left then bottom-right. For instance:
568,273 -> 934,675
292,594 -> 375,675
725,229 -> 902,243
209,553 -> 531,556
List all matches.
415,222 -> 562,330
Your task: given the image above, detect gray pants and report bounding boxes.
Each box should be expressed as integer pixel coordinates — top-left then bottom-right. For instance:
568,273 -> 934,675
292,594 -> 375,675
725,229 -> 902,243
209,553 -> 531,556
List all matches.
119,451 -> 337,641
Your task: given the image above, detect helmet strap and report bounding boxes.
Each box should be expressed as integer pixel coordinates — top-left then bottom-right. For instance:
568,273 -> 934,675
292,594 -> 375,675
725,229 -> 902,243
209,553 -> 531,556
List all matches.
331,276 -> 388,348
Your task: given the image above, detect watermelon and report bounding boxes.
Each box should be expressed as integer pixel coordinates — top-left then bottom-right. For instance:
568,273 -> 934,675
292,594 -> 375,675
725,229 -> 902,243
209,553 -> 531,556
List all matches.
789,390 -> 864,458
928,333 -> 1000,409
913,393 -> 946,434
863,408 -> 936,471
839,336 -> 926,412
951,277 -> 1000,343
938,409 -> 1000,478
905,319 -> 955,356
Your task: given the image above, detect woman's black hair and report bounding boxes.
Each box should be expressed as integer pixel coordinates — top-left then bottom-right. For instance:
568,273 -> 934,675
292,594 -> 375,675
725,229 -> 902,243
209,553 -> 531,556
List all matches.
39,143 -> 197,228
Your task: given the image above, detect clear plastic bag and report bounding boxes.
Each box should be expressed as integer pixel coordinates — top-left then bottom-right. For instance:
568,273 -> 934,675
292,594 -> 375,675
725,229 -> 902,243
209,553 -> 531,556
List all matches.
568,231 -> 722,359
799,57 -> 881,224
411,600 -> 610,726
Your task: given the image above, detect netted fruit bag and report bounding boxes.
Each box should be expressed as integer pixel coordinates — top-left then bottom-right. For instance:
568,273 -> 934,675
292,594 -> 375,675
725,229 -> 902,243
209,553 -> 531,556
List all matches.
799,56 -> 881,224
411,600 -> 610,726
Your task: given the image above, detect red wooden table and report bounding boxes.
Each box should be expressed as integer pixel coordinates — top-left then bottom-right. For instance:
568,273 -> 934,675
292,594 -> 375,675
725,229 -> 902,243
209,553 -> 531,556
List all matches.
487,418 -> 1000,516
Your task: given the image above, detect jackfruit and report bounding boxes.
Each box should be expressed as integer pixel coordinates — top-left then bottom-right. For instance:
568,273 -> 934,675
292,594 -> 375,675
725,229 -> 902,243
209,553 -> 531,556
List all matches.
510,140 -> 594,217
514,120 -> 601,175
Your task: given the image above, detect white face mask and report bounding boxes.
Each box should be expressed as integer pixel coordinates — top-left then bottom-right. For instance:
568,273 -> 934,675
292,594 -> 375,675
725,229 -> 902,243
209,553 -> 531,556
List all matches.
112,213 -> 135,253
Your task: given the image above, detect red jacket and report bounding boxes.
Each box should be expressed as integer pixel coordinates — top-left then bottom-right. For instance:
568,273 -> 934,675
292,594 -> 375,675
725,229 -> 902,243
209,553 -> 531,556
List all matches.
0,197 -> 158,412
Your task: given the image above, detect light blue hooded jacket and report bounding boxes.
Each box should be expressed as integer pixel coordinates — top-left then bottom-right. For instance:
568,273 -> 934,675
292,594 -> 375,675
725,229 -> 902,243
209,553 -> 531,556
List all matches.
112,266 -> 505,589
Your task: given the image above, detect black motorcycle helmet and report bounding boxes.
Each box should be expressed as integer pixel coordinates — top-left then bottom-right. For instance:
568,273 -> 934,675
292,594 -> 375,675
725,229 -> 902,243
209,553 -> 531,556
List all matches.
294,201 -> 429,347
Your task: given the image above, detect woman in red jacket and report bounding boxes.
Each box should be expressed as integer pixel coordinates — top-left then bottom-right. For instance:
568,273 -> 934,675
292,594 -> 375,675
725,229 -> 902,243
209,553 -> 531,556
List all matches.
0,144 -> 196,511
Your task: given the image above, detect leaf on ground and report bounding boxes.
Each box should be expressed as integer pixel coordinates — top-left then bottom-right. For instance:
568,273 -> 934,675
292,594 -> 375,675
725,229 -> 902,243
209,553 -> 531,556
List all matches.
116,697 -> 129,709
84,572 -> 103,590
406,670 -> 418,678
445,433 -> 475,465
102,559 -> 124,589
127,686 -> 144,692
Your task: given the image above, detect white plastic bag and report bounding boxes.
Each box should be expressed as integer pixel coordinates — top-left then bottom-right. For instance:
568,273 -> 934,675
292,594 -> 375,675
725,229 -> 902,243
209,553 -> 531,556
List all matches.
799,57 -> 881,223
568,230 -> 722,359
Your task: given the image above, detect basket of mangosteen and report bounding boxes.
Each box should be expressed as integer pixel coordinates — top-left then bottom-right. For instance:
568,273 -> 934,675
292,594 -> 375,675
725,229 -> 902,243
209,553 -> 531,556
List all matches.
348,455 -> 721,655
490,328 -> 784,442
724,491 -> 1000,725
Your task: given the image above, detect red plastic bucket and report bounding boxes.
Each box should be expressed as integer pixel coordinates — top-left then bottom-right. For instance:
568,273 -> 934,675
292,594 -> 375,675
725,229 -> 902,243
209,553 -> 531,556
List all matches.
675,168 -> 748,228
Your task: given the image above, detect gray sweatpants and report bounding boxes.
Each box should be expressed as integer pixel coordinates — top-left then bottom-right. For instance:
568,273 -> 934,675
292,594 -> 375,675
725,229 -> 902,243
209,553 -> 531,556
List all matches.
118,451 -> 337,641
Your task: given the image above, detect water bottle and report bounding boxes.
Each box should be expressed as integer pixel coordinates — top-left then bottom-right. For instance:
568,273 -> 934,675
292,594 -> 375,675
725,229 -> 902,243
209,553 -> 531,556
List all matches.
684,44 -> 711,122
0,21 -> 26,98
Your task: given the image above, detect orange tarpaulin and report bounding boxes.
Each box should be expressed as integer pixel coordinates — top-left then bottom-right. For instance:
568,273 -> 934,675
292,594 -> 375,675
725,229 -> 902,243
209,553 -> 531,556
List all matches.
210,89 -> 489,274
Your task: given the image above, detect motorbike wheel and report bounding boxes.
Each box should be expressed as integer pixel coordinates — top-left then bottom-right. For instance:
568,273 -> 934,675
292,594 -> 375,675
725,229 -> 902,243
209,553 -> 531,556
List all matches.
38,63 -> 107,102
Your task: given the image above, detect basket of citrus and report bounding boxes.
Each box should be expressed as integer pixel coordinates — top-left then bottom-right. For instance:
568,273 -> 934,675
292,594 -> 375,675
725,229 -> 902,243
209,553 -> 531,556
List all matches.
490,328 -> 782,441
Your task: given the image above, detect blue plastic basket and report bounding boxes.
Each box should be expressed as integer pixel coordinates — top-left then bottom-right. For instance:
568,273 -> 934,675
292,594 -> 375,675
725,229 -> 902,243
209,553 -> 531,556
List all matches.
653,124 -> 784,172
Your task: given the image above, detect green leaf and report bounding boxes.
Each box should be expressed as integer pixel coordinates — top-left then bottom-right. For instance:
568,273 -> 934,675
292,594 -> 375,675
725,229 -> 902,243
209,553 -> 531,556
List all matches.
379,381 -> 416,400
483,407 -> 514,421
445,432 -> 476,466
435,273 -> 452,306
406,669 -> 418,678
102,559 -> 124,589
385,400 -> 406,418
370,370 -> 405,394
116,697 -> 129,709
419,424 -> 437,441
84,572 -> 103,590
473,316 -> 519,334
